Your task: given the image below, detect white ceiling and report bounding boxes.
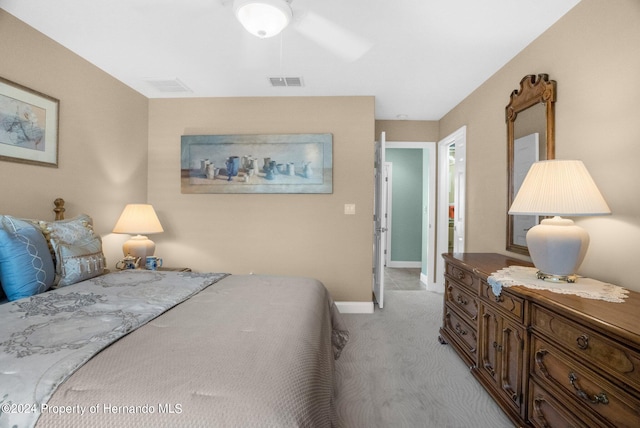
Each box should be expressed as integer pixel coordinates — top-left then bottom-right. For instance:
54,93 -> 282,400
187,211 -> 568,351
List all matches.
0,0 -> 580,120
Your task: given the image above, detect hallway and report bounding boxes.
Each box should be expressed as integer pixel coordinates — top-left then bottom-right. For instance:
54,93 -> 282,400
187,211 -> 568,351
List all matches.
384,267 -> 424,291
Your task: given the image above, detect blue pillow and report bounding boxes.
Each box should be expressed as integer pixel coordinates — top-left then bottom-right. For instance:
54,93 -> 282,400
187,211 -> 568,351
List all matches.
0,216 -> 55,301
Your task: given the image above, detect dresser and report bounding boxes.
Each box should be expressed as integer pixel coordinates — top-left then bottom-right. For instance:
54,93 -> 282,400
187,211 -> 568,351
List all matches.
438,253 -> 640,427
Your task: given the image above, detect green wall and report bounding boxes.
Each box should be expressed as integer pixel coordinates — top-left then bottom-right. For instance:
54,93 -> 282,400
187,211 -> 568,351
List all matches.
386,149 -> 423,262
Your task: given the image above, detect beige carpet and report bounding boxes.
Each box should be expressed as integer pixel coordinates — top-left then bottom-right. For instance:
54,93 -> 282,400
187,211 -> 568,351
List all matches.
334,289 -> 515,428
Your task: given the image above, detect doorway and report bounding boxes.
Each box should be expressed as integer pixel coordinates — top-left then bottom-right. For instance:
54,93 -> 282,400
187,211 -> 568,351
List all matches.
384,141 -> 436,292
374,128 -> 466,305
434,126 -> 467,292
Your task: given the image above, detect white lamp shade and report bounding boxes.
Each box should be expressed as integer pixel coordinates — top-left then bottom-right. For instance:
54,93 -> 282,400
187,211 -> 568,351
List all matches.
113,204 -> 164,235
509,160 -> 611,216
234,0 -> 292,38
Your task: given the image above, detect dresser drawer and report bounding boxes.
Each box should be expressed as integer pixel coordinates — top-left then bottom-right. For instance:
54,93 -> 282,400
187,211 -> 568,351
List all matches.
531,304 -> 640,392
445,262 -> 477,291
529,378 -> 599,428
445,279 -> 478,322
480,280 -> 524,322
443,305 -> 477,359
531,335 -> 640,428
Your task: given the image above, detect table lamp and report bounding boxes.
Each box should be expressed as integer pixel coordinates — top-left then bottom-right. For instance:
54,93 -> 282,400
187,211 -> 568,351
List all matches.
112,204 -> 164,260
508,160 -> 611,283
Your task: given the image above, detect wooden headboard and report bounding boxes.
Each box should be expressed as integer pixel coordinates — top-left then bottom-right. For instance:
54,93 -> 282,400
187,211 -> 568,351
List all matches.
54,198 -> 65,220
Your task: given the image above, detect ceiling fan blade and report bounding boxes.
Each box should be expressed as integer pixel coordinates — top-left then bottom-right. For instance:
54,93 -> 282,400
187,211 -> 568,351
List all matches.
292,11 -> 372,62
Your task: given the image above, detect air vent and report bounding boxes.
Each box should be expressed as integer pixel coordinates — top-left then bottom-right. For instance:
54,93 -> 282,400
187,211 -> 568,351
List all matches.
144,78 -> 192,93
269,77 -> 304,87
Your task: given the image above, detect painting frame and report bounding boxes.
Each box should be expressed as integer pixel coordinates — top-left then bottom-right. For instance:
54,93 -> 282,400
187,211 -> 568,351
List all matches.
181,134 -> 333,194
0,76 -> 59,168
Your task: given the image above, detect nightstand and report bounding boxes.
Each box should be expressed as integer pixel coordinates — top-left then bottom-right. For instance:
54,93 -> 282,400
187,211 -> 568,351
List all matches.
156,267 -> 192,272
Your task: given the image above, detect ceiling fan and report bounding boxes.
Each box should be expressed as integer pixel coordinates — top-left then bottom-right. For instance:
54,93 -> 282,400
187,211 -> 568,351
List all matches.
228,0 -> 372,62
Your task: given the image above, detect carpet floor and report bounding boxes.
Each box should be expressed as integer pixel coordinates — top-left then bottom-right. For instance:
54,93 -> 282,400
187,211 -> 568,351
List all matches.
334,288 -> 515,428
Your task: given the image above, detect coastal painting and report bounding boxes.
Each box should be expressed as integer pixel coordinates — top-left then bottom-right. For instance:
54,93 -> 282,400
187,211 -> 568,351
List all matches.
181,134 -> 333,194
0,77 -> 59,167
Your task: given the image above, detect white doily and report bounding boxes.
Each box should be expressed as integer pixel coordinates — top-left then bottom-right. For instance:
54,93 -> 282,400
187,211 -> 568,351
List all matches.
487,266 -> 628,303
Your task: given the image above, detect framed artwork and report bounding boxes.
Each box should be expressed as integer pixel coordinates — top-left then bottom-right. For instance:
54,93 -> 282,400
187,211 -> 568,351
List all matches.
0,77 -> 59,167
181,133 -> 333,194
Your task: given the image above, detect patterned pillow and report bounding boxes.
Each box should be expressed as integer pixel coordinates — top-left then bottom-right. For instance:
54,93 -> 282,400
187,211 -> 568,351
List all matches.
39,214 -> 106,287
0,216 -> 56,301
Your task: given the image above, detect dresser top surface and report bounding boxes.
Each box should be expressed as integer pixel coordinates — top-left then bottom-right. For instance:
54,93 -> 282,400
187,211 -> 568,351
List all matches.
443,253 -> 640,346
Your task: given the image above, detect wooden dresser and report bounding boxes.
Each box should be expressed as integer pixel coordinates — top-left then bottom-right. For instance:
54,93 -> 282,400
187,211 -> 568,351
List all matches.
438,253 -> 640,427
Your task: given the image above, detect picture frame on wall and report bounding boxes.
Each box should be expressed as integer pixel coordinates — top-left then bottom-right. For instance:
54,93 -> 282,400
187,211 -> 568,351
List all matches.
0,76 -> 59,167
181,133 -> 333,194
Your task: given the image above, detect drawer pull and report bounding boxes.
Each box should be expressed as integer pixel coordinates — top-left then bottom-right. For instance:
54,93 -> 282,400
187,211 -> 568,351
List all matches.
568,372 -> 609,405
456,294 -> 468,305
576,334 -> 589,350
533,397 -> 552,428
534,349 -> 550,378
454,323 -> 467,336
493,341 -> 503,352
456,270 -> 466,280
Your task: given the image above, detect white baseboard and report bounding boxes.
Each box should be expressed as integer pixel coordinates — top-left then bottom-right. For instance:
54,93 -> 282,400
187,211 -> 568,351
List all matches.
335,301 -> 374,314
420,272 -> 429,287
387,261 -> 422,268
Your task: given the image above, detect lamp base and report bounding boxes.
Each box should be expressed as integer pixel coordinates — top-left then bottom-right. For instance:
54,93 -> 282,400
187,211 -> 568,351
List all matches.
122,235 -> 156,262
526,216 -> 589,283
536,271 -> 577,283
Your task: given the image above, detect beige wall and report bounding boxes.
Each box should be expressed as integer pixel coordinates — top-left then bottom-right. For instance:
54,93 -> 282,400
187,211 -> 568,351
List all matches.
375,120 -> 439,142
0,10 -> 149,268
439,0 -> 640,291
147,97 -> 375,301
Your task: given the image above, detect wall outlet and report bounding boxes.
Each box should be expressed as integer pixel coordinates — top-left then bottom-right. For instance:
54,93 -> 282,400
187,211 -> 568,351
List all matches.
344,204 -> 356,215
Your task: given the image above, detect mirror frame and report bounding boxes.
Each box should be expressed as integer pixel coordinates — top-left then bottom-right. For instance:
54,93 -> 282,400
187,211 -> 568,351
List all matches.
506,74 -> 556,255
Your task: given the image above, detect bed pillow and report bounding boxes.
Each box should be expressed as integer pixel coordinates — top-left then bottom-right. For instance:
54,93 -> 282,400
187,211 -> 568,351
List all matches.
0,215 -> 56,301
40,214 -> 106,287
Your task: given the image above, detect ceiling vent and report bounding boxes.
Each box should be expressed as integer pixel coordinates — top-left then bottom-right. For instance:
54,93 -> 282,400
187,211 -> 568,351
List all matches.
269,77 -> 303,87
144,78 -> 192,93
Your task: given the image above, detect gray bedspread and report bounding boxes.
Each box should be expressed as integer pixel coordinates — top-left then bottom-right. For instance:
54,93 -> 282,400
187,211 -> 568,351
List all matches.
1,270 -> 227,428
33,274 -> 348,427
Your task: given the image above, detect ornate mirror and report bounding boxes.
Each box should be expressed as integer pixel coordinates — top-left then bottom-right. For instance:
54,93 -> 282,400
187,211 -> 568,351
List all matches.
506,74 -> 556,255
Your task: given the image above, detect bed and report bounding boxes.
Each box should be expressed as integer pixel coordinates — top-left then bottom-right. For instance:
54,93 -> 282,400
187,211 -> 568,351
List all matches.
0,199 -> 349,428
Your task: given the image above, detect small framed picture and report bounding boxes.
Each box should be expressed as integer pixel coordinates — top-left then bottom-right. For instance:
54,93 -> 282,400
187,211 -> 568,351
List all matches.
0,76 -> 59,167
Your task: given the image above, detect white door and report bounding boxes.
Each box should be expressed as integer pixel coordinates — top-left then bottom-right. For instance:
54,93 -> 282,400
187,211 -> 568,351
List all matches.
373,132 -> 387,308
384,162 -> 393,267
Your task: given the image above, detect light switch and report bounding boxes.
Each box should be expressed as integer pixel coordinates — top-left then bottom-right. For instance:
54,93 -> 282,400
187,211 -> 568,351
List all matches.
344,204 -> 356,215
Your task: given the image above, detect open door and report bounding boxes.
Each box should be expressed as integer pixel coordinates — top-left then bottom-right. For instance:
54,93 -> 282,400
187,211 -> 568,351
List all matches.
373,132 -> 386,308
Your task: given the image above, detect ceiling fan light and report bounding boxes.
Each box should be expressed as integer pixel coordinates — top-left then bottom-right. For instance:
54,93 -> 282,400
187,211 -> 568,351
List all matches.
234,0 -> 292,39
